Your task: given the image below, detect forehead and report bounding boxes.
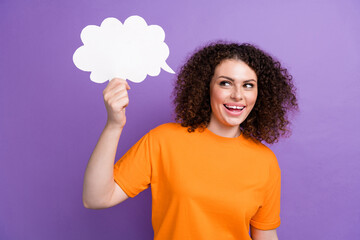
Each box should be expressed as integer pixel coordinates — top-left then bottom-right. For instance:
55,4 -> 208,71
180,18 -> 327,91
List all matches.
213,59 -> 257,81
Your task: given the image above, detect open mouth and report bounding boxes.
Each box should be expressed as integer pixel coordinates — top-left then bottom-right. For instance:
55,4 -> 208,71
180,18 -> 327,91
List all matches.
224,104 -> 245,111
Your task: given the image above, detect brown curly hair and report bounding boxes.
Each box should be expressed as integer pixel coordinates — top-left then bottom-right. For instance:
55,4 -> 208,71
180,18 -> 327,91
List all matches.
172,41 -> 298,144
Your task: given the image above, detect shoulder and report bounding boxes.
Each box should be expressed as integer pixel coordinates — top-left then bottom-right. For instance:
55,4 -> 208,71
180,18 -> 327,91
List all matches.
243,136 -> 279,169
145,123 -> 191,150
146,122 -> 188,141
149,122 -> 186,136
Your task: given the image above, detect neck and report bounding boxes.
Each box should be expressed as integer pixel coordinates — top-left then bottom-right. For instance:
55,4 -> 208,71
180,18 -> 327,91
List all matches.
207,119 -> 241,138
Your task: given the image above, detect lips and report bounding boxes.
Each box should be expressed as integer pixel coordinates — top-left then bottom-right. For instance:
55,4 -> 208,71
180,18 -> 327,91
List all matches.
222,104 -> 246,117
224,104 -> 245,110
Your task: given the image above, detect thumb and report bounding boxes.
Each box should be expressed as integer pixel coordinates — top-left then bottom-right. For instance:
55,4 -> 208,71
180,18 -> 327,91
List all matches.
125,81 -> 131,90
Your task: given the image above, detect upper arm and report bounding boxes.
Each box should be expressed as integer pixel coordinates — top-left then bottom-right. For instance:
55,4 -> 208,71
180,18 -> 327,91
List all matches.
84,182 -> 129,209
250,226 -> 278,240
251,158 -> 281,229
107,181 -> 129,207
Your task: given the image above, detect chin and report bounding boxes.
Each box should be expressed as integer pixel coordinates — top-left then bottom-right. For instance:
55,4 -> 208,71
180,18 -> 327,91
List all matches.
221,114 -> 248,127
225,120 -> 243,128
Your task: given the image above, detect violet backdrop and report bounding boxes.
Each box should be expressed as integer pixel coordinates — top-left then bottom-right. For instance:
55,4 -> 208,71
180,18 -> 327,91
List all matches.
1,0 -> 359,239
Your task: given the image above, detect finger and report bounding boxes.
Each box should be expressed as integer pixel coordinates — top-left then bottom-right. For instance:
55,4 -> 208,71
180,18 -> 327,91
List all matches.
110,78 -> 128,87
103,82 -> 116,96
125,81 -> 131,90
112,91 -> 129,105
105,85 -> 129,102
115,79 -> 130,91
108,95 -> 129,110
105,79 -> 129,95
104,78 -> 125,93
107,78 -> 123,88
104,83 -> 129,102
117,96 -> 129,108
109,77 -> 126,83
106,88 -> 129,104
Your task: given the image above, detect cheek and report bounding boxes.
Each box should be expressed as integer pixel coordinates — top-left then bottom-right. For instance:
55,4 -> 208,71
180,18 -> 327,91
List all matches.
246,91 -> 258,106
210,88 -> 225,105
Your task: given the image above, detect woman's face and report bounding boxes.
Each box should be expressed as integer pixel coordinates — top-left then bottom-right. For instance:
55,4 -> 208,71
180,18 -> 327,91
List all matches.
209,59 -> 258,132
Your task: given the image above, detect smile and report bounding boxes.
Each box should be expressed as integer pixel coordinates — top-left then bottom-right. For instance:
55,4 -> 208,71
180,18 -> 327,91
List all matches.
223,104 -> 245,116
224,104 -> 245,110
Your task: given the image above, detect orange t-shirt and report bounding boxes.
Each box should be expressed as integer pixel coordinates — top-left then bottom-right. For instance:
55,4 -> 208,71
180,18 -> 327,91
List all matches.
114,123 -> 281,240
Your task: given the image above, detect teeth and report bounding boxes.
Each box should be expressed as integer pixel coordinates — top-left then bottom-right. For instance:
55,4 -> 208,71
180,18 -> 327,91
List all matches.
225,105 -> 244,110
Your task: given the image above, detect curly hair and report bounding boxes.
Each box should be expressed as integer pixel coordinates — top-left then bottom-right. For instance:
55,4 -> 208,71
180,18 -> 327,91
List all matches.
172,41 -> 298,144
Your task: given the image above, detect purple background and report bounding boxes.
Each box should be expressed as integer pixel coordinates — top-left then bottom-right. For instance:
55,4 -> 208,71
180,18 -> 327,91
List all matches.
1,0 -> 359,239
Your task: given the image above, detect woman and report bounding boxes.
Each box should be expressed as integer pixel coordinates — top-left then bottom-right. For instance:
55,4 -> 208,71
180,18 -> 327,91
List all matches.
83,42 -> 298,240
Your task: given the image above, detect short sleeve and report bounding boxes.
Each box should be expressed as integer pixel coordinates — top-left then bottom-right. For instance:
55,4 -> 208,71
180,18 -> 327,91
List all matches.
113,132 -> 152,198
250,161 -> 281,230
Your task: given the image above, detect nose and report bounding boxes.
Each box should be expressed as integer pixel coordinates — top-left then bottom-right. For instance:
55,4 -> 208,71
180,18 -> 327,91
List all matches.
230,86 -> 243,101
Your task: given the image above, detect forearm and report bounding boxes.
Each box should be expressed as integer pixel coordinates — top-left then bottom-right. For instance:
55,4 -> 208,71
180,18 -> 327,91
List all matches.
250,227 -> 278,240
83,123 -> 123,208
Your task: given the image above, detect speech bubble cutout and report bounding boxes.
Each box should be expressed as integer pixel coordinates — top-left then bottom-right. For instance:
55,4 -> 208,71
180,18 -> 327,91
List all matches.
73,16 -> 175,83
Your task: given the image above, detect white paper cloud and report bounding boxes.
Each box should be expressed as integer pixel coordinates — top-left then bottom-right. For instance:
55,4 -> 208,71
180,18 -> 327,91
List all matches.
73,16 -> 175,83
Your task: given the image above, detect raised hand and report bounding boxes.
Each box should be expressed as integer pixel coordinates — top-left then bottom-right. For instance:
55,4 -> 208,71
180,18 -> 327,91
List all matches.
103,78 -> 131,129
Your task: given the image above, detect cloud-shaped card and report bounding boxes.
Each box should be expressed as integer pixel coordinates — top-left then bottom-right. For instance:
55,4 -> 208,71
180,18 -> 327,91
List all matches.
73,16 -> 175,83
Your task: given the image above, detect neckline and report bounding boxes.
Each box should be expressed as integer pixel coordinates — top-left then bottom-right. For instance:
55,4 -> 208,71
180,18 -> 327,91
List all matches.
203,127 -> 244,142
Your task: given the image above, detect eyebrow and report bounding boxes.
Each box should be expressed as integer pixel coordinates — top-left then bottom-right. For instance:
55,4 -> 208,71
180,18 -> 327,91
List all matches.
218,76 -> 257,82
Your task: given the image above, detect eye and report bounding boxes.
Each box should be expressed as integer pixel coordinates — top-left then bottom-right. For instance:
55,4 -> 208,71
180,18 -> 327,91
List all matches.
220,81 -> 231,87
243,83 -> 254,88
